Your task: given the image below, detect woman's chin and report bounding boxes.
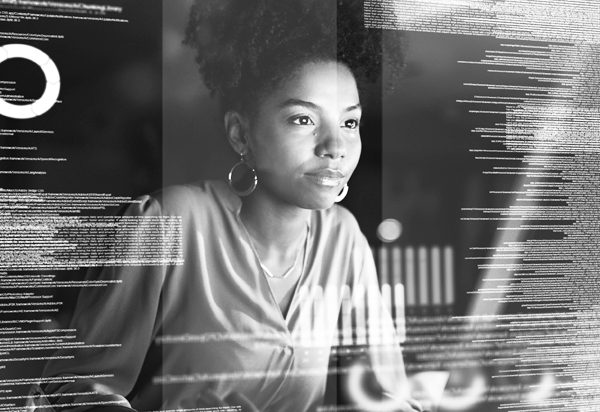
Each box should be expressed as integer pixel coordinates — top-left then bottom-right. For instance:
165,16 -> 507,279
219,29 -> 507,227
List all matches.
295,192 -> 338,211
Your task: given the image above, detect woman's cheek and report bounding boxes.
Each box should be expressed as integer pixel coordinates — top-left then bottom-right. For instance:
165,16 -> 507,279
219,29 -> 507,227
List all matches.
349,136 -> 362,162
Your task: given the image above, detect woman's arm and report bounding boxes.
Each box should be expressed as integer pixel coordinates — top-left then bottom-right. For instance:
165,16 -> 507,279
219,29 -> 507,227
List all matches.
33,197 -> 169,412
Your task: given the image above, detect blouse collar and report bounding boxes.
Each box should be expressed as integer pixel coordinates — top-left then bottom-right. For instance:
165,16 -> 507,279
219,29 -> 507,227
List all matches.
214,179 -> 314,239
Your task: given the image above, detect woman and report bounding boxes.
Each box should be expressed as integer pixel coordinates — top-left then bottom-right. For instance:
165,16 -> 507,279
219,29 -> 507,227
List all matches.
32,0 -> 421,411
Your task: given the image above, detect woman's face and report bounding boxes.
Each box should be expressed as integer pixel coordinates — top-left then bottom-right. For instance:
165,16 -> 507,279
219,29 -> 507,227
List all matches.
244,61 -> 362,210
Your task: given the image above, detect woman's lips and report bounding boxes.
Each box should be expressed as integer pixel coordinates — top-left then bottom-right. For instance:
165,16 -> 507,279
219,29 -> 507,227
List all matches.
304,169 -> 345,187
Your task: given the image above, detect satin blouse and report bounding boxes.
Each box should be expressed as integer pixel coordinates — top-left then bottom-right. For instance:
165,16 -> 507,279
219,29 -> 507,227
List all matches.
38,180 -> 406,412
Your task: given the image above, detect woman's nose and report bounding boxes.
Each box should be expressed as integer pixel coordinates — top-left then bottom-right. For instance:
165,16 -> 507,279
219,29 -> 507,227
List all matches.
315,123 -> 346,160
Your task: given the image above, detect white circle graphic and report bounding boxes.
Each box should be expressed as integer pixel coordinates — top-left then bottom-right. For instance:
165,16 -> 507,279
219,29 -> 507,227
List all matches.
0,44 -> 60,119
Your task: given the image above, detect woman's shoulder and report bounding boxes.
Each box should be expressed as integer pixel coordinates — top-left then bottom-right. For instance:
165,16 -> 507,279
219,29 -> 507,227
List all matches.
148,180 -> 234,215
313,203 -> 365,245
311,205 -> 372,282
135,180 -> 238,217
320,203 -> 359,226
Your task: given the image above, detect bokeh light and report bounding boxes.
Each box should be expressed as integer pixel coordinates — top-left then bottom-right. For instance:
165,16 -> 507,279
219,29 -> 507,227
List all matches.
377,219 -> 402,243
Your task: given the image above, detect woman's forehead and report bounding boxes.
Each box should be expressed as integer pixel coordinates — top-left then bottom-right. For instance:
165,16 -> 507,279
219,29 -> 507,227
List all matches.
269,61 -> 360,109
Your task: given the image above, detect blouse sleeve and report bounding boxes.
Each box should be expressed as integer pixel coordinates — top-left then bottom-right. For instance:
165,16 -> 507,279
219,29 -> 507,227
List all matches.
352,234 -> 412,401
33,196 -> 170,412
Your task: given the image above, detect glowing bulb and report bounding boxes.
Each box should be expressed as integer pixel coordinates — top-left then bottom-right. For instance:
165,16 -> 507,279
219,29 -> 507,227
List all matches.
377,219 -> 402,243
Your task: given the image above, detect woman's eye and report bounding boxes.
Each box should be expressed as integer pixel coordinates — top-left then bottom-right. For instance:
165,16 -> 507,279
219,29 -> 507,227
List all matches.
291,116 -> 314,126
344,119 -> 359,129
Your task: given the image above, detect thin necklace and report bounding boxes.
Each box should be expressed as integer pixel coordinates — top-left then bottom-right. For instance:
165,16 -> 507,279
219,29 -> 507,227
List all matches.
240,219 -> 309,279
260,225 -> 308,279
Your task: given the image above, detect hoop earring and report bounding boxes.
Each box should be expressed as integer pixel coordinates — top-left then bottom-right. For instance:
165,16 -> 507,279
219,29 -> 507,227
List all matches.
335,184 -> 349,203
228,154 -> 257,196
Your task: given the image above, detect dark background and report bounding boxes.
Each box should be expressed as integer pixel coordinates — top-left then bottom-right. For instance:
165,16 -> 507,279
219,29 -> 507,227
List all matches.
0,1 -> 523,409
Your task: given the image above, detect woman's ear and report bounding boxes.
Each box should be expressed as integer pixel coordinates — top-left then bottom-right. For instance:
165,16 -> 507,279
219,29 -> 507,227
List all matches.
224,111 -> 251,156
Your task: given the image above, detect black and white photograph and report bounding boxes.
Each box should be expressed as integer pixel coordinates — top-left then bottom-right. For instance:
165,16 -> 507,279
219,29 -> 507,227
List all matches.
0,1 -> 598,411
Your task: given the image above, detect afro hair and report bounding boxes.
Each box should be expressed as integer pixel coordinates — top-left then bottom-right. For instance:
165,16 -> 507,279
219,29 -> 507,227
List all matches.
184,0 -> 404,114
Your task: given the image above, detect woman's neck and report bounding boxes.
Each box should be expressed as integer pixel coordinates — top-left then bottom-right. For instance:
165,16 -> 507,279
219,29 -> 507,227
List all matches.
239,188 -> 310,256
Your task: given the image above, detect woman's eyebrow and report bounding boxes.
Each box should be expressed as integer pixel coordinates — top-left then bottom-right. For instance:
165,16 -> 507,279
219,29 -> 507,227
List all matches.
345,103 -> 362,112
279,98 -> 362,112
279,98 -> 320,111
